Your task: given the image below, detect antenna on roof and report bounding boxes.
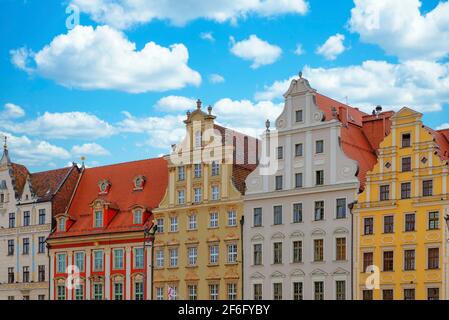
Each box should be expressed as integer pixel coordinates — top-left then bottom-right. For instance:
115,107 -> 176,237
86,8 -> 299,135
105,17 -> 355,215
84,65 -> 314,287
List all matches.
80,156 -> 86,168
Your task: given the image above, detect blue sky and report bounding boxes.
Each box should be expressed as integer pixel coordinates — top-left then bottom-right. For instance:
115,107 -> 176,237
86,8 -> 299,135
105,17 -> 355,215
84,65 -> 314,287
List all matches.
1,0 -> 449,172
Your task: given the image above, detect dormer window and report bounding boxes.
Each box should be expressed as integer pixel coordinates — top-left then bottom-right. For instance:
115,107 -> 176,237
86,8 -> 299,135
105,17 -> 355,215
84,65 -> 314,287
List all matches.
133,175 -> 146,191
134,209 -> 143,224
58,217 -> 66,232
94,210 -> 103,228
98,179 -> 111,194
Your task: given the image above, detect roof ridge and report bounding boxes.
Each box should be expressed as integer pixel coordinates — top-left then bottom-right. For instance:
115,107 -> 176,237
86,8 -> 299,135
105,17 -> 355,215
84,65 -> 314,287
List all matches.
84,157 -> 164,170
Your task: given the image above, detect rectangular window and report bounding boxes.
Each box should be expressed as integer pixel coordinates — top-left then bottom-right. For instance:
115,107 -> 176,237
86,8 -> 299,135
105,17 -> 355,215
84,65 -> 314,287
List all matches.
401,182 -> 412,199
93,284 -> 103,300
363,290 -> 373,300
336,198 -> 346,219
336,238 -> 346,261
316,140 -> 324,154
293,282 -> 303,300
405,213 -> 415,232
188,247 -> 198,266
363,252 -> 373,272
277,146 -> 283,160
194,164 -> 202,178
316,170 -> 324,185
38,265 -> 45,282
428,288 -> 440,300
211,186 -> 220,200
23,211 -> 30,226
227,210 -> 237,226
404,249 -> 415,271
227,244 -> 237,263
380,185 -> 390,201
209,284 -> 219,300
273,242 -> 282,264
113,249 -> 124,270
169,248 -> 178,267
135,282 -> 144,300
428,247 -> 439,269
209,245 -> 219,265
75,285 -> 84,300
8,213 -> 15,228
155,287 -> 163,300
273,283 -> 282,300
429,211 -> 440,230
134,209 -> 143,224
273,205 -> 282,225
93,251 -> 103,271
74,251 -> 85,272
402,133 -> 411,148
22,266 -> 29,283
156,218 -> 164,233
94,211 -> 103,228
22,238 -> 29,255
38,209 -> 46,225
253,244 -> 262,265
8,267 -> 14,284
404,288 -> 415,300
156,249 -> 164,268
38,236 -> 46,254
295,143 -> 303,157
211,161 -> 220,176
423,180 -> 433,197
188,215 -> 197,230
178,166 -> 185,181
364,217 -> 374,235
383,215 -> 394,233
7,239 -> 14,256
253,208 -> 262,227
254,284 -> 263,300
193,188 -> 202,203
275,175 -> 283,190
227,283 -> 237,300
188,285 -> 197,300
314,201 -> 324,221
170,216 -> 178,232
336,281 -> 346,300
210,212 -> 218,228
57,253 -> 66,273
314,239 -> 324,262
295,173 -> 303,188
295,110 -> 303,122
383,289 -> 394,301
292,203 -> 302,223
114,283 -> 123,300
402,157 -> 412,172
177,190 -> 185,204
57,285 -> 66,300
314,281 -> 324,300
383,251 -> 394,271
134,247 -> 144,269
292,240 -> 302,263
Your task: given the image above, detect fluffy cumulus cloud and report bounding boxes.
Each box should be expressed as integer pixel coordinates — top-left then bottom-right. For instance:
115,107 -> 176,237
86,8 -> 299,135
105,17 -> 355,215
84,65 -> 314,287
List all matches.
1,111 -> 115,139
437,123 -> 449,130
349,0 -> 449,61
230,35 -> 282,69
71,0 -> 309,29
155,96 -> 196,112
0,103 -> 25,119
10,25 -> 201,93
255,60 -> 449,113
209,73 -> 225,84
0,131 -> 70,166
71,143 -> 110,156
316,33 -> 346,60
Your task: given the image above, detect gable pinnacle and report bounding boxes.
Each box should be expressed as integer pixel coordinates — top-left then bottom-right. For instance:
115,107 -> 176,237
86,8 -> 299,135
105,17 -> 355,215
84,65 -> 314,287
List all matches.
196,99 -> 202,109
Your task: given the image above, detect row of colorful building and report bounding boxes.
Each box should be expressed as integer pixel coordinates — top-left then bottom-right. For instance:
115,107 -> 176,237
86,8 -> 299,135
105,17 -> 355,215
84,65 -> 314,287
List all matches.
0,74 -> 448,300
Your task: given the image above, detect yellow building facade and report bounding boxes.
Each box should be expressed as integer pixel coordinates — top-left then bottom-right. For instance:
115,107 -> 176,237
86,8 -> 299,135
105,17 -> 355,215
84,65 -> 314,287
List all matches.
152,100 -> 257,300
353,107 -> 449,300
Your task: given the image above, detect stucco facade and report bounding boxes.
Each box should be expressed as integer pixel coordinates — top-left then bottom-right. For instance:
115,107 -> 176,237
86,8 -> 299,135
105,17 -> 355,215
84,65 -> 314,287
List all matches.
243,76 -> 362,300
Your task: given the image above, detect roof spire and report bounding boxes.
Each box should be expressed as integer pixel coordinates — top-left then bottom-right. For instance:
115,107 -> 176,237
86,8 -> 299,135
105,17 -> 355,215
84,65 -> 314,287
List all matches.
0,134 -> 10,165
4,136 -> 7,151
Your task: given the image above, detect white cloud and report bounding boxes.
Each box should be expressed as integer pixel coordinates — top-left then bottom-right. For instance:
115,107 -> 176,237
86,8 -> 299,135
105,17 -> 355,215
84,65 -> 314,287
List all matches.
2,111 -> 115,139
71,0 -> 308,29
200,32 -> 215,42
349,0 -> 449,61
155,96 -> 196,112
1,103 -> 25,119
230,35 -> 282,68
437,123 -> 449,130
11,25 -> 201,93
209,73 -> 225,84
71,143 -> 110,156
255,60 -> 449,113
294,44 -> 305,56
0,131 -> 70,166
316,33 -> 346,60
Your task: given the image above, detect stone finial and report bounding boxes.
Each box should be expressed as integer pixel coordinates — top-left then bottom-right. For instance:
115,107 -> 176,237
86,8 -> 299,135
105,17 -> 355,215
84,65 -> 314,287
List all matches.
265,119 -> 270,132
298,71 -> 303,79
207,105 -> 212,115
186,110 -> 191,117
196,99 -> 202,109
171,144 -> 176,152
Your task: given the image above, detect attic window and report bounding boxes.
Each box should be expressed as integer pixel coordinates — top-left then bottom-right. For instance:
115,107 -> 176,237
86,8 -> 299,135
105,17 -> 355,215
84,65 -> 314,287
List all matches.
133,175 -> 146,191
385,162 -> 391,169
58,217 -> 66,232
134,208 -> 143,224
421,157 -> 428,164
98,179 -> 111,194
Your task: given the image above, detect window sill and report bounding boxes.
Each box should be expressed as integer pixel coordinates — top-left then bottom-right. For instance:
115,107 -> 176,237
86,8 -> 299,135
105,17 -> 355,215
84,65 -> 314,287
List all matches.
225,262 -> 238,266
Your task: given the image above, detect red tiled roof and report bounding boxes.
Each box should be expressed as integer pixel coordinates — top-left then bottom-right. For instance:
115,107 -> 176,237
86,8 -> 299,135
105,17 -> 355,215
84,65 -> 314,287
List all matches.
50,157 -> 168,239
30,167 -> 73,201
11,163 -> 29,198
430,128 -> 449,163
315,93 -> 393,191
